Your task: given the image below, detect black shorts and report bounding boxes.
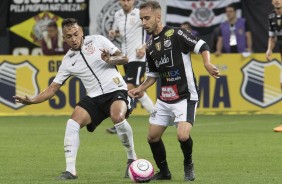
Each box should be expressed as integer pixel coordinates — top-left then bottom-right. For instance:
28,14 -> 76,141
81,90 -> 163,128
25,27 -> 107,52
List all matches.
77,90 -> 133,132
123,61 -> 146,86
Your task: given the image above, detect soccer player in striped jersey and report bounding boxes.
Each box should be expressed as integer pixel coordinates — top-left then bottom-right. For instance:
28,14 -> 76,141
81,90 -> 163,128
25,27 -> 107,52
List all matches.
266,0 -> 282,132
129,1 -> 220,181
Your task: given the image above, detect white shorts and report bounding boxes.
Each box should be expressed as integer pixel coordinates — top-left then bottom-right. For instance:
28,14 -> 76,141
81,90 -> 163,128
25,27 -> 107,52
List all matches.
149,99 -> 198,127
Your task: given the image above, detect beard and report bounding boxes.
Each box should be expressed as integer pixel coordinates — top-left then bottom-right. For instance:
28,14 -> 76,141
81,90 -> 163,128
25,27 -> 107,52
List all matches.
146,30 -> 153,35
275,4 -> 282,10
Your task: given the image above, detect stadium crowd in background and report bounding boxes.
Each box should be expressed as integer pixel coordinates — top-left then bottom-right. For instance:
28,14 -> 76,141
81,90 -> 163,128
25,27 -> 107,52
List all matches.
215,4 -> 252,56
13,18 -> 137,180
106,0 -> 155,134
40,21 -> 70,55
129,1 -> 220,181
180,21 -> 199,36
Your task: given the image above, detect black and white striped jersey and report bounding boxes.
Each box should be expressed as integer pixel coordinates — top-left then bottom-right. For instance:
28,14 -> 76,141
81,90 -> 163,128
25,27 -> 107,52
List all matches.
146,26 -> 206,103
268,10 -> 282,47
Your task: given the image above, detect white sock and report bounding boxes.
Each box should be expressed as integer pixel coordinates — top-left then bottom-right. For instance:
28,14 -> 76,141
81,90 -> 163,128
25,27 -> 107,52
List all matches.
138,92 -> 155,114
64,119 -> 80,175
114,120 -> 137,160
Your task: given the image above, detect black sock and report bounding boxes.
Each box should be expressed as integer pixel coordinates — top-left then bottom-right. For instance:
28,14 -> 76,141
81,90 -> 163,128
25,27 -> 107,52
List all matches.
149,139 -> 169,173
179,137 -> 193,165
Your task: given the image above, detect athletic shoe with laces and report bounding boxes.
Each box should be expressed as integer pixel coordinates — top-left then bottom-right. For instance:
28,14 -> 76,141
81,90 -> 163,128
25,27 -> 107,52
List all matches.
106,126 -> 117,134
184,162 -> 195,181
151,170 -> 172,180
124,159 -> 135,178
58,171 -> 78,180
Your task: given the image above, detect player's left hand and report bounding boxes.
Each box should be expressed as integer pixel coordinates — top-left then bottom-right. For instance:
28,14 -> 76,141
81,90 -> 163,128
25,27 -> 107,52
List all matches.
136,47 -> 145,59
128,88 -> 142,99
100,49 -> 110,63
266,49 -> 272,61
205,63 -> 220,79
13,95 -> 32,105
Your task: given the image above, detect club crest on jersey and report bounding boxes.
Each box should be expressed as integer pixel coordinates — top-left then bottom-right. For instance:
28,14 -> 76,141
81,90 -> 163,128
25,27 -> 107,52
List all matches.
164,39 -> 172,48
113,77 -> 121,85
0,61 -> 39,109
84,43 -> 95,54
241,59 -> 282,108
165,29 -> 174,37
155,42 -> 161,51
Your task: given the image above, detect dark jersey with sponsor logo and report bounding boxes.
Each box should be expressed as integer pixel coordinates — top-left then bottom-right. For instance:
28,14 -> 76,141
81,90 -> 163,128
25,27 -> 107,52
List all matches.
146,26 -> 206,103
268,10 -> 282,53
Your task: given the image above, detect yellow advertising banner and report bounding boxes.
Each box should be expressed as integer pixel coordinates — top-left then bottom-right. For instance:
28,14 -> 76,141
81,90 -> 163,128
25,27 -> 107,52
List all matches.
0,55 -> 156,116
193,53 -> 281,114
0,54 -> 281,116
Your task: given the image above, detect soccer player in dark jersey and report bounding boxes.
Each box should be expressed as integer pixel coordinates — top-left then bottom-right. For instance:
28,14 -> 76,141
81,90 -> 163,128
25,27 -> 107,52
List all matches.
266,0 -> 282,132
128,1 -> 220,182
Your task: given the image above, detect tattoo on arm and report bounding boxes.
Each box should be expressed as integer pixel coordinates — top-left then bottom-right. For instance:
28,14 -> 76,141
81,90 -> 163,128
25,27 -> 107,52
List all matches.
108,55 -> 128,65
108,51 -> 128,65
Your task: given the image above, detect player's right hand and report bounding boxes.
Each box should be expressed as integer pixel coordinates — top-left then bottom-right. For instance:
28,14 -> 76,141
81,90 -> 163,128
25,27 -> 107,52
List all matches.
108,30 -> 116,41
13,95 -> 32,105
214,50 -> 222,57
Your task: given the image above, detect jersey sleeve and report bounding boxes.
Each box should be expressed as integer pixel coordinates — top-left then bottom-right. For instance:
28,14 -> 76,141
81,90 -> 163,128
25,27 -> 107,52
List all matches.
99,35 -> 120,55
53,56 -> 71,85
268,13 -> 275,37
145,48 -> 159,78
175,28 -> 206,54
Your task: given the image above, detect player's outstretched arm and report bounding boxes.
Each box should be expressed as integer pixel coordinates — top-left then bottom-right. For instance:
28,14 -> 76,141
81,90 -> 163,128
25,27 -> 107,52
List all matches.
100,49 -> 128,65
201,50 -> 220,79
128,76 -> 157,98
13,82 -> 61,105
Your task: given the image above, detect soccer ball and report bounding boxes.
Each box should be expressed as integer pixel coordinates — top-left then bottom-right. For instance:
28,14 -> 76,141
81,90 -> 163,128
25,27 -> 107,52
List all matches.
128,159 -> 154,183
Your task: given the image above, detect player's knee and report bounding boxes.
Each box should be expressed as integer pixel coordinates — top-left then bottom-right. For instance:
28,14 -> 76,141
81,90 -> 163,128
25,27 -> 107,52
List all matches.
177,133 -> 190,142
147,135 -> 161,143
111,114 -> 125,124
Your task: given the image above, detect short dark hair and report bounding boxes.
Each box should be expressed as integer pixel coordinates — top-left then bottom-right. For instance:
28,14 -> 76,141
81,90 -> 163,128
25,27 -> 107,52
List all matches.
47,21 -> 57,28
226,4 -> 236,11
181,21 -> 191,27
139,0 -> 161,11
61,18 -> 78,28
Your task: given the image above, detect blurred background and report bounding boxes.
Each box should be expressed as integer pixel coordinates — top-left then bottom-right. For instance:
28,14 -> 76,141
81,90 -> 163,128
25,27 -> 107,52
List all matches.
0,0 -> 276,55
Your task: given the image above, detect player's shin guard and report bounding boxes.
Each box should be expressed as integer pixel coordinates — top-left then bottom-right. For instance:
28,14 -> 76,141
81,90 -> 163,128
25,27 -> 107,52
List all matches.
149,139 -> 169,173
64,119 -> 80,175
179,136 -> 193,165
138,92 -> 155,114
115,120 -> 137,160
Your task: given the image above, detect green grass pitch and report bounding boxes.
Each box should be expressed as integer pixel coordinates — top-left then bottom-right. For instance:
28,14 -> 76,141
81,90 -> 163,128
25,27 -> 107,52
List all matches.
0,115 -> 281,184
